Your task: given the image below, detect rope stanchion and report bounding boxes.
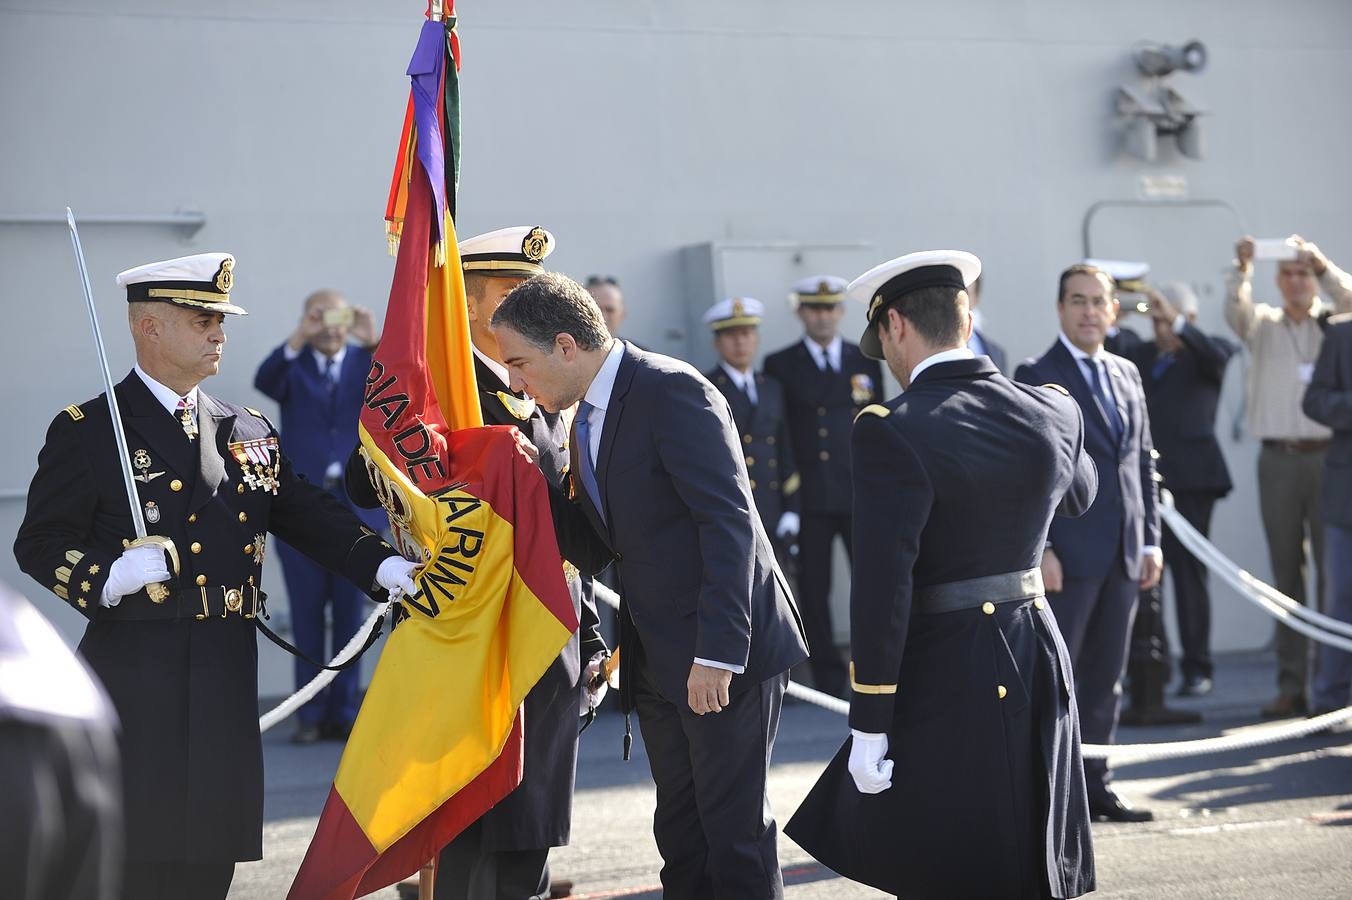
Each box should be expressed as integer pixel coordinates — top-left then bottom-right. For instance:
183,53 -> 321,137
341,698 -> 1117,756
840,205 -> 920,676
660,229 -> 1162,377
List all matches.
258,600 -> 392,733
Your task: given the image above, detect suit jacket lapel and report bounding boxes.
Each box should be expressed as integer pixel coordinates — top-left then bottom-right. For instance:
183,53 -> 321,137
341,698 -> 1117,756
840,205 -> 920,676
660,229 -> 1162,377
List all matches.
1104,357 -> 1132,453
596,343 -> 641,517
1049,340 -> 1115,444
567,414 -> 609,538
189,392 -> 235,512
117,372 -> 197,484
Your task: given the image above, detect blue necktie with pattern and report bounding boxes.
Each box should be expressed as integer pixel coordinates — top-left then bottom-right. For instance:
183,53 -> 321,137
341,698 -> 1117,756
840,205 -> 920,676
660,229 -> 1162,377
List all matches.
574,400 -> 605,522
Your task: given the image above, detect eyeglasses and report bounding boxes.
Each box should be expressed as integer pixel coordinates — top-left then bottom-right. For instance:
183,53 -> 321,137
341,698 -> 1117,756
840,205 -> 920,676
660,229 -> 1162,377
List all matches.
586,275 -> 620,288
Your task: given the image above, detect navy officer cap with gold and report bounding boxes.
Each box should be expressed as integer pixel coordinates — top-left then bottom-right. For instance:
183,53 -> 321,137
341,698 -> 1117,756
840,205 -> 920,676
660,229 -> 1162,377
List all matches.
848,250 -> 981,360
459,225 -> 555,279
790,274 -> 849,307
116,252 -> 247,316
703,296 -> 765,331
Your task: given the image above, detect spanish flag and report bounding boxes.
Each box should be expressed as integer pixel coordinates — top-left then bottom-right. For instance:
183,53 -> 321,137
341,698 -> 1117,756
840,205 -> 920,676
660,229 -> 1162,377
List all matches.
288,9 -> 577,898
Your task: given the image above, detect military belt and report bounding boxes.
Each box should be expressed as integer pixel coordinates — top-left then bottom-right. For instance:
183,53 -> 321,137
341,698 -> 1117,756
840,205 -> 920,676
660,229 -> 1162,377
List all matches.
108,583 -> 267,621
913,568 -> 1044,615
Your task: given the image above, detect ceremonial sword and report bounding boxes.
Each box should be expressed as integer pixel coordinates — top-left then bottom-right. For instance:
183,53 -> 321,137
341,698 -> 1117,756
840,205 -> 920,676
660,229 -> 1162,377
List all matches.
66,208 -> 179,603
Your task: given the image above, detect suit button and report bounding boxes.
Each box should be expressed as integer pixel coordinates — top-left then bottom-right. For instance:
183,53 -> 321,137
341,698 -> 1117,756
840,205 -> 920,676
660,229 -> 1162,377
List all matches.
170,479 -> 183,492
244,544 -> 254,555
817,407 -> 827,416
745,456 -> 755,467
191,542 -> 202,554
238,512 -> 248,523
997,684 -> 1008,700
743,434 -> 753,445
187,514 -> 197,523
982,602 -> 996,615
196,574 -> 207,586
818,427 -> 829,437
766,436 -> 776,446
819,451 -> 830,461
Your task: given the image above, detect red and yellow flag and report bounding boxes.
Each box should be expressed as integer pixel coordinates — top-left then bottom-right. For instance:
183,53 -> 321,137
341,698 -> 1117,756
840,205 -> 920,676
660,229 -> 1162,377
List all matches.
288,9 -> 576,898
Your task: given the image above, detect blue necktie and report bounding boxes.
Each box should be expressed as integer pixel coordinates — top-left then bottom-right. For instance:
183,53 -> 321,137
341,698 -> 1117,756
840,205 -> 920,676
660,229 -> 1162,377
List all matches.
1084,358 -> 1125,442
574,400 -> 605,522
1152,353 -> 1175,382
323,357 -> 338,395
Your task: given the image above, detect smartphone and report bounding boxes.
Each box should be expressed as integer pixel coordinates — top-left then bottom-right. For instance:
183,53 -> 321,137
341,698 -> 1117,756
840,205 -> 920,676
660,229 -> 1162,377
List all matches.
322,307 -> 354,327
1252,238 -> 1299,261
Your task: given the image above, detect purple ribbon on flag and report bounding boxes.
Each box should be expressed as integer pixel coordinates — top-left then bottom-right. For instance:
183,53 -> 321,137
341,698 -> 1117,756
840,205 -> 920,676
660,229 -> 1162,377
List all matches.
407,20 -> 448,248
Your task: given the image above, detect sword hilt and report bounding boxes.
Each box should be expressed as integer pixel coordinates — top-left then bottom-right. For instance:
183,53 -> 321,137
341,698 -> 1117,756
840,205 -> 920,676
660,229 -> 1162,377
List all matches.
127,535 -> 180,604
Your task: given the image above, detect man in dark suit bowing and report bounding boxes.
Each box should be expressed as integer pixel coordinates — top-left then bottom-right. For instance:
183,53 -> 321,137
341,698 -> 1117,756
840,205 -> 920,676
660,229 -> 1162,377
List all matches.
764,275 -> 883,697
701,296 -> 800,559
1120,283 -> 1236,697
1016,263 -> 1163,823
254,289 -> 388,744
491,273 -> 808,900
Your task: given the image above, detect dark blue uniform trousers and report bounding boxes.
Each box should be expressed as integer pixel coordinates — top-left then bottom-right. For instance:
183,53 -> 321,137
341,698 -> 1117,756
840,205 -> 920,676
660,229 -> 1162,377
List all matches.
276,540 -> 366,729
632,662 -> 786,900
1049,569 -> 1138,796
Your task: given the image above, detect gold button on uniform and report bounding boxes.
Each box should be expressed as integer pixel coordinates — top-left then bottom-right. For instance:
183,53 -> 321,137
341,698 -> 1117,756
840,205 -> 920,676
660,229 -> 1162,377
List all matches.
817,406 -> 827,416
768,458 -> 777,468
196,574 -> 207,586
818,427 -> 829,437
243,544 -> 254,555
237,484 -> 245,494
170,479 -> 183,492
766,436 -> 776,446
743,434 -> 753,445
1033,599 -> 1046,610
769,481 -> 779,490
745,456 -> 755,466
187,514 -> 197,523
982,602 -> 996,615
190,542 -> 202,554
819,451 -> 830,461
997,685 -> 1008,700
749,479 -> 757,490
238,512 -> 248,523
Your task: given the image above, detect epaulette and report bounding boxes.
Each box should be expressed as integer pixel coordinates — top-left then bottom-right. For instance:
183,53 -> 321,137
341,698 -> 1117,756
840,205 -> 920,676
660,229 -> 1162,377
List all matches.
1041,383 -> 1070,396
63,405 -> 85,422
244,406 -> 266,418
854,404 -> 890,422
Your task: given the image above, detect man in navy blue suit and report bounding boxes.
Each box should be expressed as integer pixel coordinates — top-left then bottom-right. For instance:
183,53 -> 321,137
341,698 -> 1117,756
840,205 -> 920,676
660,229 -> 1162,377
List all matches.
1016,264 -> 1162,823
254,289 -> 386,744
492,273 -> 808,900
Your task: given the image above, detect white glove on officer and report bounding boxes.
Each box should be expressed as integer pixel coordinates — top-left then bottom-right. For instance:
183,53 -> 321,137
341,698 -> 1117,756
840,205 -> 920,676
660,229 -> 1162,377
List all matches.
580,655 -> 609,716
99,544 -> 172,608
775,511 -> 801,540
847,730 -> 893,794
375,556 -> 420,599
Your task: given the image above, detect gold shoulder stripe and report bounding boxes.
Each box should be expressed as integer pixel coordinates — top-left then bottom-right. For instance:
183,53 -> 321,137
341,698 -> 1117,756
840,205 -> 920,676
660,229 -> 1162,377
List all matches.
1041,383 -> 1070,396
849,661 -> 898,695
855,403 -> 890,422
64,405 -> 85,422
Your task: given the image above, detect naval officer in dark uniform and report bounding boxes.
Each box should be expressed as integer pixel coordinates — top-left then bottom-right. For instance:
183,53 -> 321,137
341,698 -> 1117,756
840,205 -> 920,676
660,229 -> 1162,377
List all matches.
764,276 -> 882,696
701,297 -> 800,557
13,252 -> 416,900
348,226 -> 608,900
786,251 -> 1098,899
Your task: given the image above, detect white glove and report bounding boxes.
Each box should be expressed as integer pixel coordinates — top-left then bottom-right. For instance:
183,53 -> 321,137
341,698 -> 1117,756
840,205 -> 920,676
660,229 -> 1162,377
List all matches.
847,730 -> 893,794
100,544 -> 172,608
376,556 -> 420,599
580,655 -> 609,716
776,511 -> 800,540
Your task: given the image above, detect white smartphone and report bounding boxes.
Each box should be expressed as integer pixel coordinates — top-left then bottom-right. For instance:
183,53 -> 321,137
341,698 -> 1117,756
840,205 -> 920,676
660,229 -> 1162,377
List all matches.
1252,237 -> 1299,261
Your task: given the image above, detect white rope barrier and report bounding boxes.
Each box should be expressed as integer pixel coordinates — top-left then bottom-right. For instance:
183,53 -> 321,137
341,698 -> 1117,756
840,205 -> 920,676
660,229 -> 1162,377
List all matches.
586,548 -> 1352,765
258,600 -> 392,733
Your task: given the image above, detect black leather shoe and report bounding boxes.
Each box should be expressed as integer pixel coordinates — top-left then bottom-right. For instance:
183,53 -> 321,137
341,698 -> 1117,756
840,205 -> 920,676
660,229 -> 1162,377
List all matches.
1089,791 -> 1154,823
291,725 -> 322,745
1176,675 -> 1213,697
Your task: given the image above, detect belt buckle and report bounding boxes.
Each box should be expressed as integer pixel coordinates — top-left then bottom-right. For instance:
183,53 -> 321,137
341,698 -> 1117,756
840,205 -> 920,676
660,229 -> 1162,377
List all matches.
224,587 -> 244,616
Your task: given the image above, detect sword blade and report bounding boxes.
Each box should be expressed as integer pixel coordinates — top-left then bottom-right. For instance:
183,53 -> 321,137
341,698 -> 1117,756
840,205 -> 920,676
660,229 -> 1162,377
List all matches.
67,208 -> 147,539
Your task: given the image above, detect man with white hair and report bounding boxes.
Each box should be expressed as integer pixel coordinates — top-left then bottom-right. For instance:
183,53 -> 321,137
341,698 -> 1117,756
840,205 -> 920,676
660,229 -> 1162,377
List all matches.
1121,283 -> 1238,698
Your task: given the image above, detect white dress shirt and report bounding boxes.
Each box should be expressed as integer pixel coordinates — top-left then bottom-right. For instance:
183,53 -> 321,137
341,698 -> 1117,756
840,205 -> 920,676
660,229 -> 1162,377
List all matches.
579,341 -> 743,675
909,347 -> 975,385
719,361 -> 759,405
472,345 -> 511,390
802,335 -> 843,372
134,365 -> 199,418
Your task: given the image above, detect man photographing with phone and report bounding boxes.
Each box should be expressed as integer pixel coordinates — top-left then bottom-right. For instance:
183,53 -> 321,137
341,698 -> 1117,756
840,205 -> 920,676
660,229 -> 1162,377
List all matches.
253,289 -> 386,744
1226,235 -> 1352,717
